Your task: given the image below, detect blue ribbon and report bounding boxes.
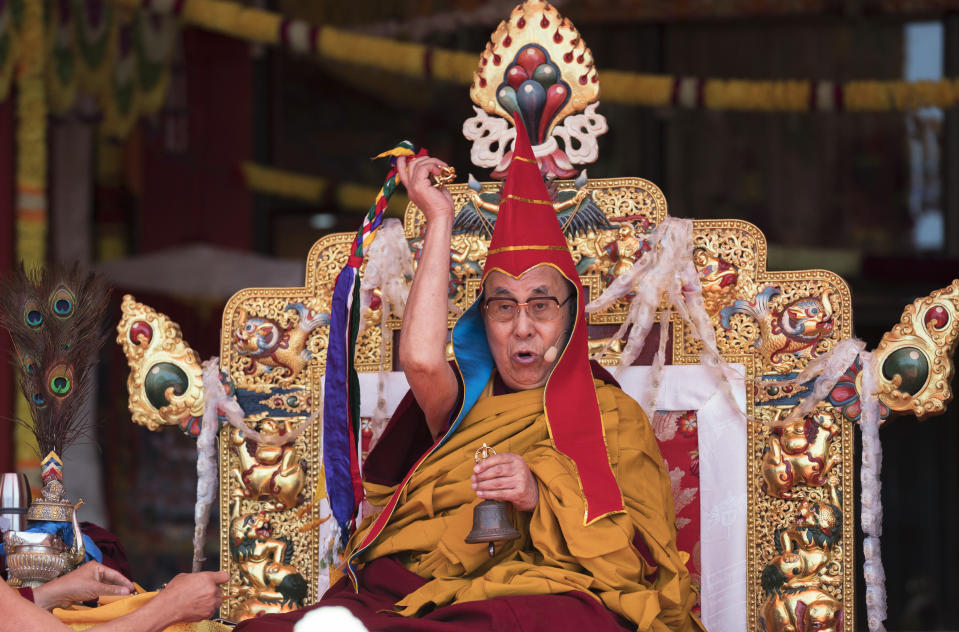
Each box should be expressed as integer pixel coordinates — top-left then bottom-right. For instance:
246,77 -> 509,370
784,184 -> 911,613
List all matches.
323,265 -> 359,545
0,520 -> 102,563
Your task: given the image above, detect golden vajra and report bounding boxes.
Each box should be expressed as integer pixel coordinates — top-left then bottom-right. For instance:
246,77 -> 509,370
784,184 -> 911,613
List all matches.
430,166 -> 457,188
474,442 -> 496,463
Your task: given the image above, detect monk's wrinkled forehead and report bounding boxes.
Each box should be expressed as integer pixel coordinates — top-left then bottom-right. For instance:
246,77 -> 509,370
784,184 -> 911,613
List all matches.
484,266 -> 570,299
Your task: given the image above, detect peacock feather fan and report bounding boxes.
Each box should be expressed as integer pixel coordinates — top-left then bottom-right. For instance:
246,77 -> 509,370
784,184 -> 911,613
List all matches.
0,263 -> 111,457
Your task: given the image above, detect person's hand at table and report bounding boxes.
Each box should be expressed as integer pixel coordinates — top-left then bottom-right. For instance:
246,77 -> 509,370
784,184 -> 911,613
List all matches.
471,452 -> 540,512
32,561 -> 134,610
149,570 -> 230,624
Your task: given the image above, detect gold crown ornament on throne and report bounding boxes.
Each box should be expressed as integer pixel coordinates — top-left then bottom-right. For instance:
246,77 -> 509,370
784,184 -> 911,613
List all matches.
465,0 -> 605,180
112,1 -> 959,628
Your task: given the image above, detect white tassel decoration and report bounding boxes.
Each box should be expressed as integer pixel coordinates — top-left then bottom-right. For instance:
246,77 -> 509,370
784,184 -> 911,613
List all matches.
360,218 -> 414,451
586,216 -> 742,417
194,358 -> 223,572
859,350 -> 887,632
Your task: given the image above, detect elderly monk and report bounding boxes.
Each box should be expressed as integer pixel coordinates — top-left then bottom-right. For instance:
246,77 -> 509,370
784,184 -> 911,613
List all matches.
236,120 -> 702,632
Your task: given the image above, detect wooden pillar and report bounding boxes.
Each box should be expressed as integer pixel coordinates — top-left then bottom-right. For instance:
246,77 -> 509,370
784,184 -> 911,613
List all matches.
12,0 -> 46,479
0,98 -> 15,472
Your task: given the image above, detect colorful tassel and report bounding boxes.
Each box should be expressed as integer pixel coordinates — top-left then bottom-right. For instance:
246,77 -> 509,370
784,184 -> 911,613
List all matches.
323,141 -> 421,545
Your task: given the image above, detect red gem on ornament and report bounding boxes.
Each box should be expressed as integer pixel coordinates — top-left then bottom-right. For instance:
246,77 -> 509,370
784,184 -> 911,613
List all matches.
130,321 -> 153,345
518,46 -> 546,73
517,16 -> 526,28
541,84 -> 567,134
507,65 -> 529,89
925,305 -> 949,329
482,57 -> 488,66
493,54 -> 502,66
553,31 -> 563,43
479,77 -> 487,87
579,74 -> 588,85
564,52 -> 573,62
503,35 -> 512,47
577,54 -> 584,64
541,16 -> 549,28
592,75 -> 598,83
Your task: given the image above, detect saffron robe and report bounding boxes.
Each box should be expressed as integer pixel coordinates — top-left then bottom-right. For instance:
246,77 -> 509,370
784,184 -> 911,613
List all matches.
236,376 -> 703,631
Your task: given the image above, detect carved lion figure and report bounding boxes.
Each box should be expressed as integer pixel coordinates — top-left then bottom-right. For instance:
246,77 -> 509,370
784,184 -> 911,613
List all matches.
230,419 -> 306,512
235,302 -> 328,379
761,409 -> 841,499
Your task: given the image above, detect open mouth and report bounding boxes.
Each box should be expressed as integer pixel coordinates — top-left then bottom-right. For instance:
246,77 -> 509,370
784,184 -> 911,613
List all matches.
513,351 -> 538,365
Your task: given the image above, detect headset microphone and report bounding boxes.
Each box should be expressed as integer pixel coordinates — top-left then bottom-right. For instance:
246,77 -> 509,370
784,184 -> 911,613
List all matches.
543,327 -> 570,364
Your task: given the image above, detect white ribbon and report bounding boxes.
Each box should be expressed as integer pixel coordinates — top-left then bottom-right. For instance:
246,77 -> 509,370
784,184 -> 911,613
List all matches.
586,216 -> 741,417
193,358 -> 223,572
859,350 -> 887,632
360,218 -> 415,464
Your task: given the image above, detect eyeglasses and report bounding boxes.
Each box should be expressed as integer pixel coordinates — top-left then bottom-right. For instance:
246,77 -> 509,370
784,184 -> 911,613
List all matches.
483,295 -> 572,322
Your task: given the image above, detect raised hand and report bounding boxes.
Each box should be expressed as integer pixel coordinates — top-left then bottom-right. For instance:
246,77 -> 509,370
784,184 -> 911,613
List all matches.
471,452 -> 540,512
396,155 -> 455,223
396,152 -> 459,437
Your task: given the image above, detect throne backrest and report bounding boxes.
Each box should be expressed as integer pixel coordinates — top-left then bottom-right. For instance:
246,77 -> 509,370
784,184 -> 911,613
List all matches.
217,176 -> 854,630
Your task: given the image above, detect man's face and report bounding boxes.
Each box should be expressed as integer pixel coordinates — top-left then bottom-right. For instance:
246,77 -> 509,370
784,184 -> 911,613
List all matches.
482,266 -> 574,391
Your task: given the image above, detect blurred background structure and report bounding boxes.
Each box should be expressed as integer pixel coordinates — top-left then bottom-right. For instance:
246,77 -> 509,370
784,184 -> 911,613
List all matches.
0,1 -> 957,629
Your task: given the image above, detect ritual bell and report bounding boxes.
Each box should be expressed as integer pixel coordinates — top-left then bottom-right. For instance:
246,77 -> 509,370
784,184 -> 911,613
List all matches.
465,443 -> 520,557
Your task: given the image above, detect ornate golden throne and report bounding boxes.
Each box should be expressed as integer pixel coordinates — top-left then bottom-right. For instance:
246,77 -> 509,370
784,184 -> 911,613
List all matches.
116,2 -> 959,629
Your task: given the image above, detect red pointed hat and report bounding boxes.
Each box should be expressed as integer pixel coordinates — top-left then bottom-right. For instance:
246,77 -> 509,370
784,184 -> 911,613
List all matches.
345,116 -> 625,585
482,116 -> 624,524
